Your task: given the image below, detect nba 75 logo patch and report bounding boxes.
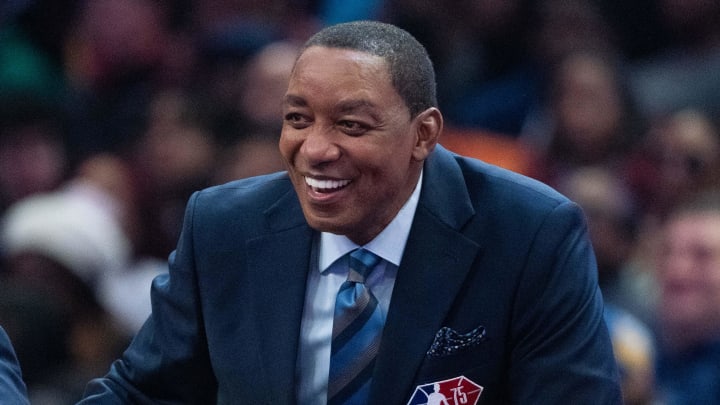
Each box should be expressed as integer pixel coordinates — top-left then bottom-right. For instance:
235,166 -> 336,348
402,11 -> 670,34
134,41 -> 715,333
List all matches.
407,376 -> 483,405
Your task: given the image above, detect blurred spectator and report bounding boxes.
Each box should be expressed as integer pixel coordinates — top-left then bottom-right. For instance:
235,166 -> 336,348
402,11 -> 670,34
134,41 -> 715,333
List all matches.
0,96 -> 71,213
64,0 -> 170,91
211,40 -> 298,184
61,0 -> 179,158
628,109 -> 720,221
623,110 -> 719,317
528,0 -> 617,70
237,40 -> 301,134
130,89 -> 219,259
0,153 -> 165,403
653,189 -> 720,404
186,0 -> 320,100
523,49 -> 644,189
0,177 -> 132,403
73,154 -> 166,334
558,166 -> 655,405
191,33 -> 303,157
604,304 -> 656,405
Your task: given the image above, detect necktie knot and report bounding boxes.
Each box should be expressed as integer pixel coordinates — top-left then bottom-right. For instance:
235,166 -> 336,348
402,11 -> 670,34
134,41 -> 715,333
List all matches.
348,248 -> 381,283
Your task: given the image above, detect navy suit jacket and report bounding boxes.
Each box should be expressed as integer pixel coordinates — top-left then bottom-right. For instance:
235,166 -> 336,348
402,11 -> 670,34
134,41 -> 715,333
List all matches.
0,326 -> 29,404
80,145 -> 621,404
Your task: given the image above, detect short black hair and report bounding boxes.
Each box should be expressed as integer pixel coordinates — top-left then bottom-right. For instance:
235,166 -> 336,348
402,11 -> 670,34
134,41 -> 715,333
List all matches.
300,20 -> 437,117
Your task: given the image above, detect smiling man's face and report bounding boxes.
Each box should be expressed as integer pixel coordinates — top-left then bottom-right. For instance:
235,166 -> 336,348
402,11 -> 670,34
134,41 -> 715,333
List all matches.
279,46 -> 433,245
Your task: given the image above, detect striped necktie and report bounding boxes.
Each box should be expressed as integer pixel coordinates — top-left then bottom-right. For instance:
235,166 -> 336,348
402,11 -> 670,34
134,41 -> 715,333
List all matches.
328,248 -> 384,404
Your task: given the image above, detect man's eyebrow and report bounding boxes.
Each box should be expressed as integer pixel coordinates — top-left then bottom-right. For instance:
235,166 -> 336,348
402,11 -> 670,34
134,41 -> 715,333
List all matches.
283,94 -> 307,107
337,99 -> 377,113
283,95 -> 384,121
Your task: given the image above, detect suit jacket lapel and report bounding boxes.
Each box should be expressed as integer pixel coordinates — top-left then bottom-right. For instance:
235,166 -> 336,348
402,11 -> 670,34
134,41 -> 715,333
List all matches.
245,186 -> 313,403
370,146 -> 483,404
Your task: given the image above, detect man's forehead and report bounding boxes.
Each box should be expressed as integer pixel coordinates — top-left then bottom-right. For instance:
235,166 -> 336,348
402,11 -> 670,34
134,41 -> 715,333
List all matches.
287,49 -> 393,92
294,46 -> 388,70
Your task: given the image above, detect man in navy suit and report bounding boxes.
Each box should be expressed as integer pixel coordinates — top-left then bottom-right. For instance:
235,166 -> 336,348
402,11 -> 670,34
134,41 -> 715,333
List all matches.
1,326 -> 29,404
79,21 -> 621,404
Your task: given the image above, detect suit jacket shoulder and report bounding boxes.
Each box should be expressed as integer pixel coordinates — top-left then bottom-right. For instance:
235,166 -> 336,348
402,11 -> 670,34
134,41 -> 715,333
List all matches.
370,145 -> 621,404
190,172 -> 304,235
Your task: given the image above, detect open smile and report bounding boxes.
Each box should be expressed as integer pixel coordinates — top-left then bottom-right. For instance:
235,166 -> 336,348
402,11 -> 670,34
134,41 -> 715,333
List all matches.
304,176 -> 352,193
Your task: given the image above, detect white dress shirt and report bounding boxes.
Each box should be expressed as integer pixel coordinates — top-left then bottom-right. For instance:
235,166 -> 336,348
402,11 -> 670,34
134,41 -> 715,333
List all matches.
296,173 -> 423,404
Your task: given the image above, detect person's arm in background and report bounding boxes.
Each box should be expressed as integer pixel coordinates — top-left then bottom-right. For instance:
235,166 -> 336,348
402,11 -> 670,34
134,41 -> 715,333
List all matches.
0,326 -> 30,405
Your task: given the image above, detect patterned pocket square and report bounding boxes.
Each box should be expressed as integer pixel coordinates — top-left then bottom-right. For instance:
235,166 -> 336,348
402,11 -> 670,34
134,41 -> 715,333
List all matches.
426,325 -> 487,358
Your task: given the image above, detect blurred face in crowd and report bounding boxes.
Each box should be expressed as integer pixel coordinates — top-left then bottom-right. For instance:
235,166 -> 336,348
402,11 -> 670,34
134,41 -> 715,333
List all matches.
279,46 -> 440,245
0,125 -> 67,203
554,53 -> 623,160
657,211 -> 720,349
655,110 -> 719,204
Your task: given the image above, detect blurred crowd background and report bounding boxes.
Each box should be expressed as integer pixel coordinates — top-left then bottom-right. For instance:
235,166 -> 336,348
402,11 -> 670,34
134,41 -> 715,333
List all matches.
1,0 -> 719,404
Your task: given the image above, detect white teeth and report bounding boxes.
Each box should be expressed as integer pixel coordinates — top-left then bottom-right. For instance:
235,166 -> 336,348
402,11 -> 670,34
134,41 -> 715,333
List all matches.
304,177 -> 351,191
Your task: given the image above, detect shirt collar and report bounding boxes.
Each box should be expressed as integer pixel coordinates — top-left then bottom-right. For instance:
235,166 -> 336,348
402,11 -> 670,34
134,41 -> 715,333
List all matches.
318,171 -> 423,272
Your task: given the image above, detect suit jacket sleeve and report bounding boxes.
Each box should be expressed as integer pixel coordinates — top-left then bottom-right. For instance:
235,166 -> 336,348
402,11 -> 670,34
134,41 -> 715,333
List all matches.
79,190 -> 217,404
508,201 -> 620,403
0,326 -> 29,405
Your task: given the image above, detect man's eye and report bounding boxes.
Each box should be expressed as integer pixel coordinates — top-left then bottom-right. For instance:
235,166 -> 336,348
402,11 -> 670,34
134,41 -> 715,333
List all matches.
285,113 -> 310,127
338,120 -> 366,134
340,121 -> 359,129
285,113 -> 301,122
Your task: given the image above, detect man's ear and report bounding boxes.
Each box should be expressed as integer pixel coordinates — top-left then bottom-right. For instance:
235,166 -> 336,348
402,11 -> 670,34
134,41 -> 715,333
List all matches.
412,107 -> 443,161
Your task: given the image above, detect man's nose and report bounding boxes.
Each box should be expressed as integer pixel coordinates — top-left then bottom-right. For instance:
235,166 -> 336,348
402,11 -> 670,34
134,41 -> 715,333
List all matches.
301,125 -> 341,165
